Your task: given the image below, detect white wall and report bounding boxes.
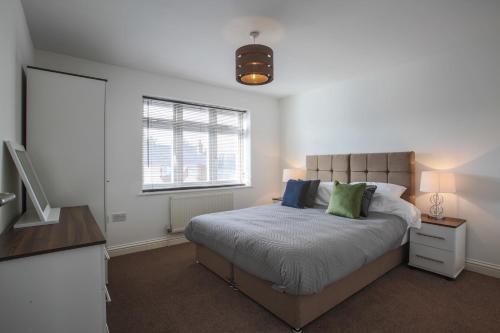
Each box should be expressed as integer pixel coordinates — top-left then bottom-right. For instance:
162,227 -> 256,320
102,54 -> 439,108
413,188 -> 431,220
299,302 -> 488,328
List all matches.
280,35 -> 500,267
0,0 -> 34,233
34,50 -> 281,247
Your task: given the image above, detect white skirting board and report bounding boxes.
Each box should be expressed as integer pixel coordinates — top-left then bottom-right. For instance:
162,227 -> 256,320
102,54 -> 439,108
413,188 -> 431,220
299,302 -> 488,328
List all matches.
465,258 -> 500,278
107,234 -> 188,257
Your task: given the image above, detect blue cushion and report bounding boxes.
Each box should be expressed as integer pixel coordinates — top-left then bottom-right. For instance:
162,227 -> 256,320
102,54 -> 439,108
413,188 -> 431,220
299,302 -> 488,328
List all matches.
282,180 -> 309,208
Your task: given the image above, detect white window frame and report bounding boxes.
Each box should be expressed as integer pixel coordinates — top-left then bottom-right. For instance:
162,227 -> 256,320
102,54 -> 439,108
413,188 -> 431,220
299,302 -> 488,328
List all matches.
142,96 -> 250,192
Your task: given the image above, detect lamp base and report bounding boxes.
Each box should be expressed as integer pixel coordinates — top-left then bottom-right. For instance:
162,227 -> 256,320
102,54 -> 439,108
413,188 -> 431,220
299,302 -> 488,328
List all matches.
429,193 -> 444,220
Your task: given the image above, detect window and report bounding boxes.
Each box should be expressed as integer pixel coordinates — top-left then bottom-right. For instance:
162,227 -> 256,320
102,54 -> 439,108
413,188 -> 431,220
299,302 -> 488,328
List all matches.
142,97 -> 249,191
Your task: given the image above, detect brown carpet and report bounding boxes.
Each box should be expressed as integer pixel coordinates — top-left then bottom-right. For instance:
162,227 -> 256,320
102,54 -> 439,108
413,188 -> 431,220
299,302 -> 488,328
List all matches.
107,243 -> 500,333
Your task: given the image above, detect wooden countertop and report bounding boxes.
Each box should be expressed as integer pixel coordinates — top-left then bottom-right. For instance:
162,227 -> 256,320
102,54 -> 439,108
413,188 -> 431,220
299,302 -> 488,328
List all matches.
421,214 -> 466,228
0,206 -> 106,262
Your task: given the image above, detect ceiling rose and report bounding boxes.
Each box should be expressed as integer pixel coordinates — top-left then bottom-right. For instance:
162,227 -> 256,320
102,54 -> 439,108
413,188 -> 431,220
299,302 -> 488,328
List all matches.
235,31 -> 273,86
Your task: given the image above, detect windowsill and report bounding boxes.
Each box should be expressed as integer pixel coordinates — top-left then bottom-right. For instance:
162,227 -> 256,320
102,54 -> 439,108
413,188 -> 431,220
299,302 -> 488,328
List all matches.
138,185 -> 253,196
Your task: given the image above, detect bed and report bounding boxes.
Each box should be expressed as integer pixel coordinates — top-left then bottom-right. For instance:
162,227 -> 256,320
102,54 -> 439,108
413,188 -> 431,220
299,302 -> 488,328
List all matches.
185,152 -> 416,331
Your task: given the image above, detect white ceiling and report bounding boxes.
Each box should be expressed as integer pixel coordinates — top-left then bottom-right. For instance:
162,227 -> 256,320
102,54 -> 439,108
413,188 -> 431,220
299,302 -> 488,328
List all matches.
21,0 -> 500,97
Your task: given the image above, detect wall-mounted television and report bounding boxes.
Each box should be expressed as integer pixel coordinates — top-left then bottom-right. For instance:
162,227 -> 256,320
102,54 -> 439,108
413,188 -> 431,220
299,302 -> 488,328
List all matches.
5,141 -> 60,228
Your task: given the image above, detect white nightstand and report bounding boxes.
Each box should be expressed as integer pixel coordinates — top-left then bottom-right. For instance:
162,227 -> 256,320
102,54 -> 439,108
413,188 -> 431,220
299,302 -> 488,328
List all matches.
409,214 -> 466,279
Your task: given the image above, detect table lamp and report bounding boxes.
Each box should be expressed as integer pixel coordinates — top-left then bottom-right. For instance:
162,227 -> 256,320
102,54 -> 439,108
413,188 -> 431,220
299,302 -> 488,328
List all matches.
282,168 -> 306,183
273,169 -> 306,201
420,171 -> 456,219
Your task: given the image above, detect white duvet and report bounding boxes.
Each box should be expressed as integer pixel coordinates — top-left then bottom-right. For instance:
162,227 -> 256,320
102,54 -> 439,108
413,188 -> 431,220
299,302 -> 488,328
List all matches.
369,192 -> 421,229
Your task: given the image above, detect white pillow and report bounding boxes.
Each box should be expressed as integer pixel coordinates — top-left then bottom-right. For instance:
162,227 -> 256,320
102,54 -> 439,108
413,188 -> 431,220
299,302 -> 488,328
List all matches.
314,181 -> 333,206
351,182 -> 407,198
314,180 -> 349,206
314,181 -> 406,206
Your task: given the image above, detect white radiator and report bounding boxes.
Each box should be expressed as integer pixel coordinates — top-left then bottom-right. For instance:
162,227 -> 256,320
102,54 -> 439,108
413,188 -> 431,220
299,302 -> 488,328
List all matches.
169,192 -> 234,233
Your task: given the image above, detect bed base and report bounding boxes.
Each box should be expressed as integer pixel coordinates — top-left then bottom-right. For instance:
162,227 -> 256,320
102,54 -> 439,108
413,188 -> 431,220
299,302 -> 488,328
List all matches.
195,243 -> 408,330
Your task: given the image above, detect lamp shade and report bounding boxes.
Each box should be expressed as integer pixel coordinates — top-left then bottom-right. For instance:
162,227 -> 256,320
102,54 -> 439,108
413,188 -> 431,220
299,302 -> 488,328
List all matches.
236,44 -> 273,85
282,169 -> 305,182
420,171 -> 456,193
235,31 -> 273,85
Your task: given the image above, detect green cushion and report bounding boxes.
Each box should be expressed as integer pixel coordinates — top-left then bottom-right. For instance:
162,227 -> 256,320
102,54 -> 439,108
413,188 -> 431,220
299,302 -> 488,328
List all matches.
326,181 -> 366,219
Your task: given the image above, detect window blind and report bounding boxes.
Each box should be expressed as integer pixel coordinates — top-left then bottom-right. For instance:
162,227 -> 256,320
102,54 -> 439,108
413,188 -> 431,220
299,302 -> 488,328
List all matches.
142,97 -> 248,191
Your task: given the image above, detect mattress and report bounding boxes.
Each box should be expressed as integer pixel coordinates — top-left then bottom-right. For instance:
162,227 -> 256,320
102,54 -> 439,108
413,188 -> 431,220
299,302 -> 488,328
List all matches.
184,204 -> 407,295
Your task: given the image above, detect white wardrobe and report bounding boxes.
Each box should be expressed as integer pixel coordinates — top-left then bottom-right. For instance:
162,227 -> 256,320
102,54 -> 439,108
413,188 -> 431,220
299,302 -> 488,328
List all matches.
26,66 -> 106,234
22,66 -> 109,332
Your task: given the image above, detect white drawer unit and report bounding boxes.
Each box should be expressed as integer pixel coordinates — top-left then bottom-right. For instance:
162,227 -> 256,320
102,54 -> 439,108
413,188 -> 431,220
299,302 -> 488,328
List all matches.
410,243 -> 459,276
410,222 -> 457,251
0,206 -> 108,333
409,215 -> 466,279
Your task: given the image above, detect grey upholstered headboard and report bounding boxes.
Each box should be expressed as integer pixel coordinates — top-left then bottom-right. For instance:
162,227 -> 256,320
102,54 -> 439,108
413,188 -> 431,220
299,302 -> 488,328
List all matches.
306,152 -> 415,203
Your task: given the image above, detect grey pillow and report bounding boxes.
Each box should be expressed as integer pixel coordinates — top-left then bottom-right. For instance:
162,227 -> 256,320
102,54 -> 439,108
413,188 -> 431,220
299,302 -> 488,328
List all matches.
304,179 -> 320,208
360,185 -> 377,217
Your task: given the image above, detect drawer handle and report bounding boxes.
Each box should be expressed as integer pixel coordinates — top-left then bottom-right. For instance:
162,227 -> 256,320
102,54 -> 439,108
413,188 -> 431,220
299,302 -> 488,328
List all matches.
104,247 -> 110,260
105,286 -> 112,303
416,254 -> 445,264
416,232 -> 445,240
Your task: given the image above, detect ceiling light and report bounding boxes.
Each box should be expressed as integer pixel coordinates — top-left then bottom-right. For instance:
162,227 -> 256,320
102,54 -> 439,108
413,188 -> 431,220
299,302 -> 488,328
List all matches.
235,31 -> 273,85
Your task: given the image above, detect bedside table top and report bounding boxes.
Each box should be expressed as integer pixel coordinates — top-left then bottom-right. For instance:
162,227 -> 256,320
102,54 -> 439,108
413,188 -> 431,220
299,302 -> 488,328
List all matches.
421,214 -> 466,228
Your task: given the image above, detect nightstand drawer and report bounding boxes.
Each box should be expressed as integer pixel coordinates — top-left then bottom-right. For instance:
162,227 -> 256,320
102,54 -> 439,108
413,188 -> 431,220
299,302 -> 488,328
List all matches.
410,223 -> 456,251
409,243 -> 454,276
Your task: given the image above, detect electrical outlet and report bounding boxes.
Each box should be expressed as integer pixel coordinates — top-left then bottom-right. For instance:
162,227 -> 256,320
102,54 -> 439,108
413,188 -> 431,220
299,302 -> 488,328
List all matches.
111,213 -> 127,223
